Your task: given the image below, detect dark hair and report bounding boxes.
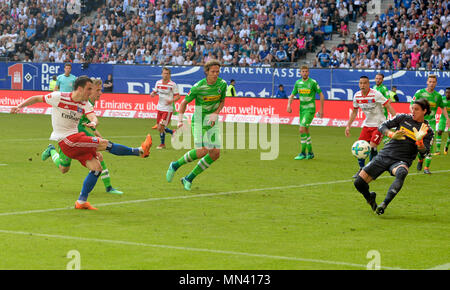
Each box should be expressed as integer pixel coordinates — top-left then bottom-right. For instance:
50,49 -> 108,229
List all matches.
64,63 -> 72,68
74,75 -> 93,90
376,73 -> 384,78
360,76 -> 369,80
413,98 -> 431,116
392,86 -> 397,89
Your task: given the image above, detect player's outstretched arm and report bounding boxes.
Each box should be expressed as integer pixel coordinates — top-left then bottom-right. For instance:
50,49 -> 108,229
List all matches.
345,108 -> 358,137
378,114 -> 405,139
10,95 -> 44,114
177,99 -> 188,128
85,112 -> 99,129
385,102 -> 396,118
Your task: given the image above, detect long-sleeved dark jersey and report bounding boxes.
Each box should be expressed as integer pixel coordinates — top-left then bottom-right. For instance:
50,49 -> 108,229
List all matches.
377,113 -> 434,165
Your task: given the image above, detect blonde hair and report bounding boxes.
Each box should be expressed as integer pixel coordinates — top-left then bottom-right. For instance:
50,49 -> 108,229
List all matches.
204,59 -> 221,73
90,78 -> 103,86
427,75 -> 437,80
300,65 -> 309,71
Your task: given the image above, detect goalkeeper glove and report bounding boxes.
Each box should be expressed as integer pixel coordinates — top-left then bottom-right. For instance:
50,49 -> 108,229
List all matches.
413,123 -> 428,141
388,129 -> 406,140
413,123 -> 428,146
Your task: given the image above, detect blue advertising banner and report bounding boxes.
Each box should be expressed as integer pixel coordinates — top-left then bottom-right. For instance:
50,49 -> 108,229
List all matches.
0,62 -> 448,102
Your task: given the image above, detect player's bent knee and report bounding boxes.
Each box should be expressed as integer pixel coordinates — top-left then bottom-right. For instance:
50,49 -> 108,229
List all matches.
209,149 -> 220,160
97,139 -> 109,151
97,152 -> 103,161
60,166 -> 70,174
393,166 -> 408,179
358,170 -> 373,183
354,175 -> 368,190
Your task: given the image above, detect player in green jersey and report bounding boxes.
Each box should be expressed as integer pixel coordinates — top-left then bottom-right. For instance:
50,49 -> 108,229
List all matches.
435,87 -> 450,155
374,74 -> 390,117
166,60 -> 227,190
374,74 -> 393,144
411,75 -> 450,174
42,78 -> 123,194
287,66 -> 325,160
55,63 -> 77,92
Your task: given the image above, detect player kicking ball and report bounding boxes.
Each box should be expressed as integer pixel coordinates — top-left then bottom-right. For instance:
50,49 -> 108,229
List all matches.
11,76 -> 152,210
150,67 -> 180,149
166,60 -> 227,190
353,99 -> 434,215
41,78 -> 123,195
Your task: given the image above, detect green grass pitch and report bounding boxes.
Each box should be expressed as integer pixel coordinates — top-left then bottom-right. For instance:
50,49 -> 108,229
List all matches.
0,113 -> 448,270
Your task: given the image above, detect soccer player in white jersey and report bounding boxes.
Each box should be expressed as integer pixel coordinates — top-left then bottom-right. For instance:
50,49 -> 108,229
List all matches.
345,76 -> 397,178
10,76 -> 152,210
150,67 -> 180,149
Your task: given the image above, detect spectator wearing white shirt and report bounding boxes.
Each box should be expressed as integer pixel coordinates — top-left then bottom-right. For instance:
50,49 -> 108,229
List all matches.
194,1 -> 205,21
442,42 -> 450,63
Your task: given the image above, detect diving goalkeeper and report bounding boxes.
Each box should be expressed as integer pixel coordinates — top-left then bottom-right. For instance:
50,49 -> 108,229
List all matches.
353,98 -> 434,215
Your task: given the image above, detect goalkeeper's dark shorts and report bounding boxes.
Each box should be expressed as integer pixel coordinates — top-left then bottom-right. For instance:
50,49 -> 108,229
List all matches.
363,155 -> 409,180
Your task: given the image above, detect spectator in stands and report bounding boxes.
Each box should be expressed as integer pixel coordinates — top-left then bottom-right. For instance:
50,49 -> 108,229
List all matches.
410,46 -> 421,69
275,84 -> 287,99
104,74 -> 113,93
317,46 -> 331,68
420,42 -> 432,67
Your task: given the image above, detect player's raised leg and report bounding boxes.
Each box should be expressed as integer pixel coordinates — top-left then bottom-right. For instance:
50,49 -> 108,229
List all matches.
181,148 -> 218,191
166,148 -> 201,182
42,144 -> 72,173
97,134 -> 152,158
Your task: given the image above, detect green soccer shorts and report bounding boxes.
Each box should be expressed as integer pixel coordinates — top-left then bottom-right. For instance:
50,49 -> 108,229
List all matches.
437,116 -> 448,132
192,123 -> 221,149
299,110 -> 315,128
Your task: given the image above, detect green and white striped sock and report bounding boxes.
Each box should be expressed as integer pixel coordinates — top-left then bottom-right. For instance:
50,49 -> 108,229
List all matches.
186,154 -> 215,182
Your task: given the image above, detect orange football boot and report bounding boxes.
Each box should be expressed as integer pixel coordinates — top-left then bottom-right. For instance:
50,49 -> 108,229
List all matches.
75,201 -> 98,210
141,134 -> 152,158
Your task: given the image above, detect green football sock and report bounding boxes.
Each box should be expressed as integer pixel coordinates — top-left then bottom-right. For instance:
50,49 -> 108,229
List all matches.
50,149 -> 61,168
436,135 -> 442,152
424,156 -> 432,168
174,149 -> 198,169
300,134 -> 307,153
446,136 -> 450,149
306,133 -> 312,153
186,154 -> 215,182
100,160 -> 112,189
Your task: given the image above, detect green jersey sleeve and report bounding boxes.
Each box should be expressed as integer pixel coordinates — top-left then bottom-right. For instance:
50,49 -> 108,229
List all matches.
314,80 -> 322,95
185,83 -> 198,103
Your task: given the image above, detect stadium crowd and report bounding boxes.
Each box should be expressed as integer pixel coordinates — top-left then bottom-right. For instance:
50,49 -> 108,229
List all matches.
0,0 -> 449,70
314,0 -> 450,70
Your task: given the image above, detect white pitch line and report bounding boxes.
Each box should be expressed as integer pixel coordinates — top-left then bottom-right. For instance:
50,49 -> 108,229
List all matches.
0,164 -> 7,166
0,229 -> 403,270
0,170 -> 449,217
428,263 -> 450,270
